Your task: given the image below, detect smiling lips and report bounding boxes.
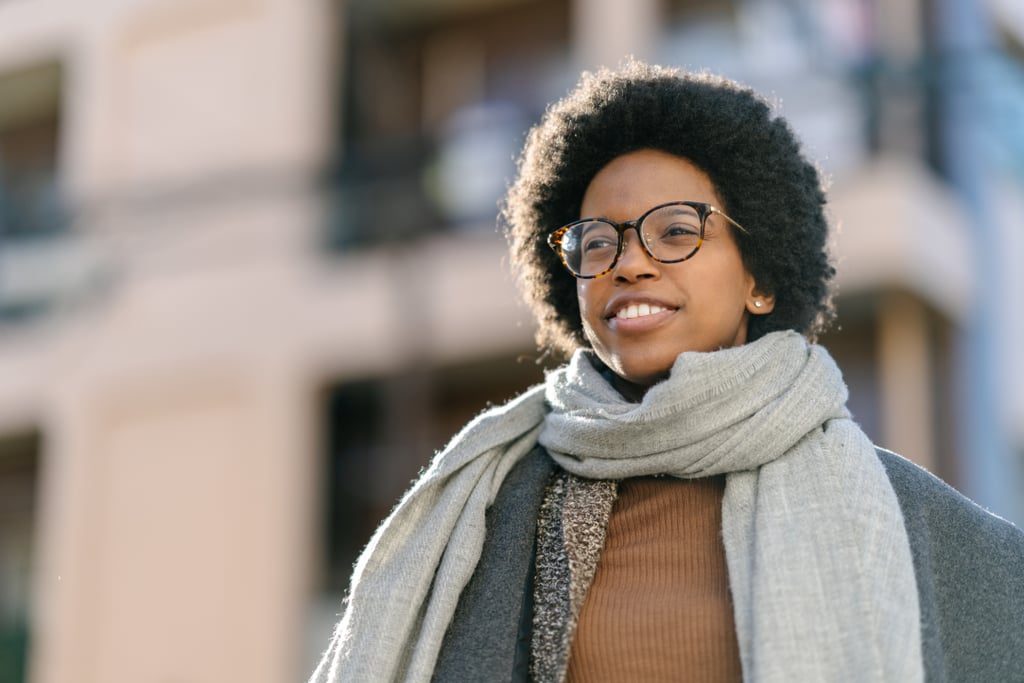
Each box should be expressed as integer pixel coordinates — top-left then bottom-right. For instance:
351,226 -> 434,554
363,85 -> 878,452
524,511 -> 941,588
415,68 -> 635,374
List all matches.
605,300 -> 678,330
614,303 -> 668,320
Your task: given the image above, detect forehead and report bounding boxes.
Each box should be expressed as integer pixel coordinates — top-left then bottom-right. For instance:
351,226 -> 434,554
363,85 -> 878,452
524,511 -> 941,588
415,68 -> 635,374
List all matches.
580,149 -> 721,219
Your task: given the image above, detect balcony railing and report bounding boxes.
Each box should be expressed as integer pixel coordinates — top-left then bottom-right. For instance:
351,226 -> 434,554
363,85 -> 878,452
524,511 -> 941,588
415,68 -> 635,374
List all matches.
325,103 -> 529,249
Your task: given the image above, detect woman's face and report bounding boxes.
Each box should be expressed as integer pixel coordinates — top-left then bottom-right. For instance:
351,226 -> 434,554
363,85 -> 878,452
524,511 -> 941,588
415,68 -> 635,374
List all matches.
576,149 -> 774,391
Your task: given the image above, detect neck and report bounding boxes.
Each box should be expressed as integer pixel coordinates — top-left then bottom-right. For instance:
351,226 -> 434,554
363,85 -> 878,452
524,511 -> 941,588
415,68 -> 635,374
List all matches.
587,354 -> 660,402
610,373 -> 654,402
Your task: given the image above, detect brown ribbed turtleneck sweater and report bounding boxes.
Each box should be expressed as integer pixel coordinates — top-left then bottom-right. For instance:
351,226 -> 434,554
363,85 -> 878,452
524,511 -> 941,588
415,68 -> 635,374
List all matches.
565,476 -> 742,682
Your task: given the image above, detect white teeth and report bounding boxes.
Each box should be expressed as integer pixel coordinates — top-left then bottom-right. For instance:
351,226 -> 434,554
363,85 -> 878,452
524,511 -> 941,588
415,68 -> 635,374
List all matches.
615,304 -> 666,319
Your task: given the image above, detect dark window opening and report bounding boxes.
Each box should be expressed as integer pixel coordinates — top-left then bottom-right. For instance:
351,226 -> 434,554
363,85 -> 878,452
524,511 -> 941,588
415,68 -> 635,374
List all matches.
0,429 -> 41,683
0,62 -> 64,241
319,353 -> 544,591
821,295 -> 883,444
322,380 -> 387,590
326,0 -> 570,248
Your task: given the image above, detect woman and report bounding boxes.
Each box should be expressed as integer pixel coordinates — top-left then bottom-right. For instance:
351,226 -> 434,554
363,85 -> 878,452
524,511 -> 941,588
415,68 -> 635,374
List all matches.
310,61 -> 1024,682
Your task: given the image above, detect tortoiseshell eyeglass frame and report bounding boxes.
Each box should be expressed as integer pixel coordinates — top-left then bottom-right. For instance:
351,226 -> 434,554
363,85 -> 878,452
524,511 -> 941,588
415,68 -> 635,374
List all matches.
546,200 -> 750,279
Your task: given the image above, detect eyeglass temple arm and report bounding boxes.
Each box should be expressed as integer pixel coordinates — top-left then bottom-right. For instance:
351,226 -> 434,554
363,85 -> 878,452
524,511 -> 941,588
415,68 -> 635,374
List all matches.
710,207 -> 750,236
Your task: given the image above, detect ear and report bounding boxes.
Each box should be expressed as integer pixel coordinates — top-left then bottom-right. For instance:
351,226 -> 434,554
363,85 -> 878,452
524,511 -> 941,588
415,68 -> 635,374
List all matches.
746,285 -> 776,315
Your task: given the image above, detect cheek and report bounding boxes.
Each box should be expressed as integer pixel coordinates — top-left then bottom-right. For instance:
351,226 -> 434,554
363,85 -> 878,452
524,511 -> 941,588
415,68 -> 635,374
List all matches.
575,282 -> 601,340
576,282 -> 590,316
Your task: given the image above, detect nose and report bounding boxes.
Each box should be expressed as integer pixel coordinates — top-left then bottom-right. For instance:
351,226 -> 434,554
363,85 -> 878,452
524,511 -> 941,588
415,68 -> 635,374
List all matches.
613,227 -> 658,281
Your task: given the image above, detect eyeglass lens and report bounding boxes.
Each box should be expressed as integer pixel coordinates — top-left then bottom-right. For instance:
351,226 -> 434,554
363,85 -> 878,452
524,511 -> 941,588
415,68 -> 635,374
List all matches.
559,204 -> 703,276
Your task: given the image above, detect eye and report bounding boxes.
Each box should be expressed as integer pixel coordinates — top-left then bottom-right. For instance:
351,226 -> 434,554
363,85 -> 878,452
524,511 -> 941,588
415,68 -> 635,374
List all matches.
651,223 -> 700,244
582,235 -> 616,252
662,223 -> 699,237
574,222 -> 617,253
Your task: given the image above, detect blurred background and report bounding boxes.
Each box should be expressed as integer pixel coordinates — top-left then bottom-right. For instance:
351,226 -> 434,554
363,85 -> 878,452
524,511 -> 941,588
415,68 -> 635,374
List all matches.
0,0 -> 1022,680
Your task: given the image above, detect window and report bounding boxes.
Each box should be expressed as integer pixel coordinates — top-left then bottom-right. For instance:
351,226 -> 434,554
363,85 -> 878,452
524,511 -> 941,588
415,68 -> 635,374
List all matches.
321,379 -> 389,590
326,0 -> 570,247
0,61 -> 66,323
0,62 -> 64,240
318,354 -> 544,592
0,430 -> 41,683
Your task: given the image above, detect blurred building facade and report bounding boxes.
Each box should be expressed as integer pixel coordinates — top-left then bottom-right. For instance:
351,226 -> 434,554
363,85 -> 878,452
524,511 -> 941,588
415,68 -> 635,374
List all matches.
0,0 -> 1022,681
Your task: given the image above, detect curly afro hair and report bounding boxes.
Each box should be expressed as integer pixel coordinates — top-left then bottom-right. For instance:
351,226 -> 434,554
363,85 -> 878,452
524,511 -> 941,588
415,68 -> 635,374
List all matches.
504,60 -> 835,356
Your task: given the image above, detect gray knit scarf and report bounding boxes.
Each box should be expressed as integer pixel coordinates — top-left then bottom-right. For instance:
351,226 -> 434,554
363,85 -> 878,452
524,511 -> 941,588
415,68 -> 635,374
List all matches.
309,331 -> 923,682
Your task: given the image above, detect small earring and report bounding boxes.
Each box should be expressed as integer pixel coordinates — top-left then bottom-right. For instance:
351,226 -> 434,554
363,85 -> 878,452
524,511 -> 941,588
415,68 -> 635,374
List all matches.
754,300 -> 763,309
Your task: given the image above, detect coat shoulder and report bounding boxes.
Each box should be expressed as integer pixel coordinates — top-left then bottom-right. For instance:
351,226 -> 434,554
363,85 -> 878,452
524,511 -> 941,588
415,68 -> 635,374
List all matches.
875,447 -> 1024,682
877,447 -> 1024,547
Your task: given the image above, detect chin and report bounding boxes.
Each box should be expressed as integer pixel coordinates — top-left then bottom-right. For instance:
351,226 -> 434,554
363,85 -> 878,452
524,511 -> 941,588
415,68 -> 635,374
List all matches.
611,358 -> 674,387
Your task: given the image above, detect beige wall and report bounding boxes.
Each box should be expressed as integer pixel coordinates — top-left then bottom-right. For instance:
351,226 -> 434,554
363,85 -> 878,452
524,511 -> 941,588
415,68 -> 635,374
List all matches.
1,2 -> 356,682
0,3 -> 328,676
35,360 -> 316,683
1,196 -> 531,683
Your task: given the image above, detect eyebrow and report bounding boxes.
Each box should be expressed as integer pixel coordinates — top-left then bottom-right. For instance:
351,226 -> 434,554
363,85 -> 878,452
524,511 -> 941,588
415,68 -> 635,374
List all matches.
658,206 -> 701,219
583,204 -> 702,224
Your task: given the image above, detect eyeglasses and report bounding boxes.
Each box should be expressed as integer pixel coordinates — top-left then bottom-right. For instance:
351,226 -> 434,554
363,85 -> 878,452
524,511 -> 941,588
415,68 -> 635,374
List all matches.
547,201 -> 749,279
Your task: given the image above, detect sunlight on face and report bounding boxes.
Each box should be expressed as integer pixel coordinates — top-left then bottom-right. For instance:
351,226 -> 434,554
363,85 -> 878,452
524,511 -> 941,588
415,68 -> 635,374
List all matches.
576,149 -> 773,392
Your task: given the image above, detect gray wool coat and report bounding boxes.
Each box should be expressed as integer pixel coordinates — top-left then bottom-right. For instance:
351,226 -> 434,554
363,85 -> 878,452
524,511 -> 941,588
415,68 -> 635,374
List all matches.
432,446 -> 1024,682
